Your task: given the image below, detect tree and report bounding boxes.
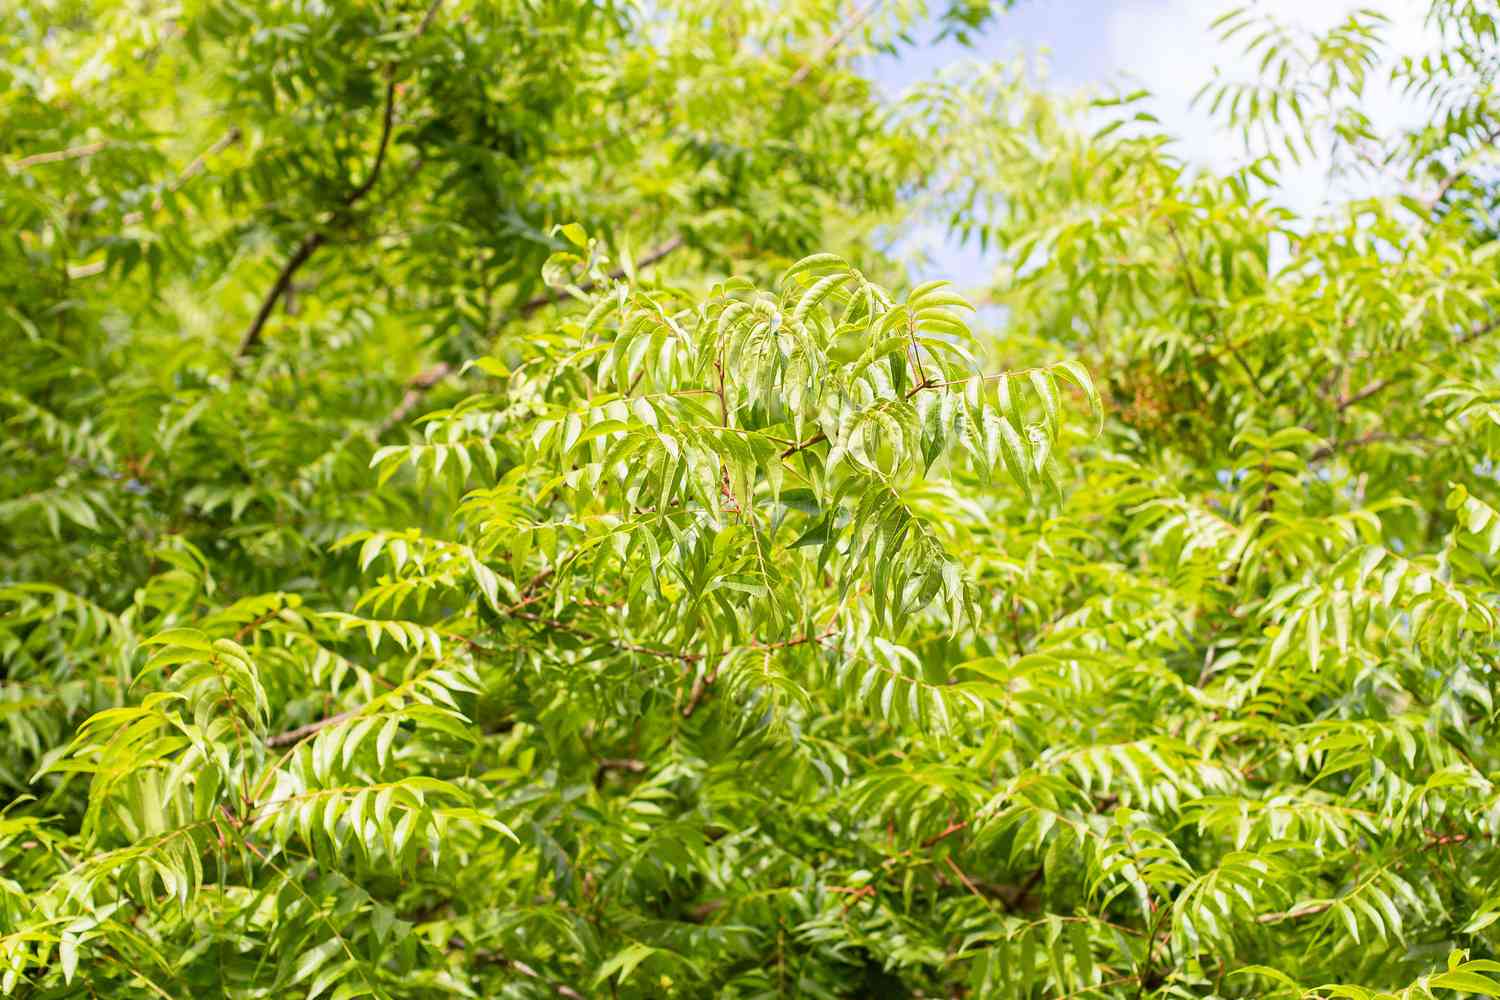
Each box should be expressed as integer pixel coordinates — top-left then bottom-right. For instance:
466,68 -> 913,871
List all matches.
4,0 -> 1500,997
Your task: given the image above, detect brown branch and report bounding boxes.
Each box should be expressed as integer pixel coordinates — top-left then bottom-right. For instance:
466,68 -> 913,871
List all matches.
343,79 -> 399,210
507,608 -> 702,663
235,75 -> 395,359
416,0 -> 446,34
11,141 -> 110,171
1336,375 -> 1393,412
268,619 -> 827,746
943,855 -> 988,903
446,939 -> 584,999
682,666 -> 720,718
376,235 -> 685,434
266,709 -> 355,748
682,627 -> 836,717
1165,217 -> 1266,398
123,127 -> 243,226
1423,121 -> 1500,212
780,430 -> 827,458
596,757 -> 646,774
234,608 -> 280,642
1255,900 -> 1333,925
787,0 -> 884,88
235,231 -> 328,358
593,756 -> 647,787
1134,902 -> 1174,1000
1309,431 -> 1448,462
921,819 -> 968,848
378,361 -> 454,434
236,3 -> 443,360
1337,317 -> 1500,411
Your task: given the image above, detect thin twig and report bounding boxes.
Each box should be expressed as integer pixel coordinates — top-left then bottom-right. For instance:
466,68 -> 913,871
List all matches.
1134,902 -> 1173,1000
787,0 -> 884,87
682,666 -> 721,718
235,3 -> 443,359
1309,431 -> 1447,462
266,709 -> 355,748
123,127 -> 243,225
682,627 -> 837,716
1255,901 -> 1333,925
10,141 -> 110,171
1337,316 -> 1500,411
1165,217 -> 1266,398
376,235 -> 685,433
1423,121 -> 1500,212
921,819 -> 968,848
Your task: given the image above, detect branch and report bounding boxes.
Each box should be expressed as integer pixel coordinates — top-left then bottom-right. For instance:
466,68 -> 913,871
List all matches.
1255,901 -> 1333,925
787,0 -> 884,88
1309,431 -> 1448,462
1423,121 -> 1500,212
376,235 -> 686,433
342,78 -> 399,210
682,665 -> 720,718
682,627 -> 836,716
1165,217 -> 1266,398
1133,902 -> 1174,1000
10,141 -> 110,171
779,430 -> 826,458
593,756 -> 647,787
1337,316 -> 1500,411
235,3 -> 443,359
123,127 -> 243,226
266,709 -> 355,748
507,607 -> 703,663
267,620 -> 830,746
235,231 -> 328,358
235,78 -> 396,359
920,819 -> 968,848
446,939 -> 584,999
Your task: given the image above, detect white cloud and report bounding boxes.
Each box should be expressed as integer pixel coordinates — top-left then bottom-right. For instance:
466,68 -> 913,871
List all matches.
1101,0 -> 1434,216
876,0 -> 1439,283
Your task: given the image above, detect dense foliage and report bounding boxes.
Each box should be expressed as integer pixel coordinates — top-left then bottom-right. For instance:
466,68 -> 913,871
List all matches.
7,0 -> 1500,996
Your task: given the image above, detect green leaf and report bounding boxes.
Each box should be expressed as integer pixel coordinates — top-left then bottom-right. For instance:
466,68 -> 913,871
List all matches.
593,943 -> 657,987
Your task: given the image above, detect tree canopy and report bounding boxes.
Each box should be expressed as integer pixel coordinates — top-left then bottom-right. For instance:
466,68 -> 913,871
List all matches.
6,1 -> 1500,997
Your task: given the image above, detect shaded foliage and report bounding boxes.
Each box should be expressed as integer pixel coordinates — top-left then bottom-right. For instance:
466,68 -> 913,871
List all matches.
6,0 -> 1500,997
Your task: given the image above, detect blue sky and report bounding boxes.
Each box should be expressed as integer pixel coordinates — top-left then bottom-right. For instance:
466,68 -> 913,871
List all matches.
869,0 -> 1430,287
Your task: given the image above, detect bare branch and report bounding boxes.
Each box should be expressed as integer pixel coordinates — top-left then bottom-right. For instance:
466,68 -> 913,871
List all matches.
376,235 -> 686,434
266,709 -> 355,748
1165,217 -> 1266,398
1310,431 -> 1448,462
123,127 -> 243,225
1337,317 -> 1500,411
787,0 -> 884,88
1422,121 -> 1500,212
236,2 -> 445,359
235,231 -> 328,358
10,141 -> 110,171
1256,901 -> 1333,925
